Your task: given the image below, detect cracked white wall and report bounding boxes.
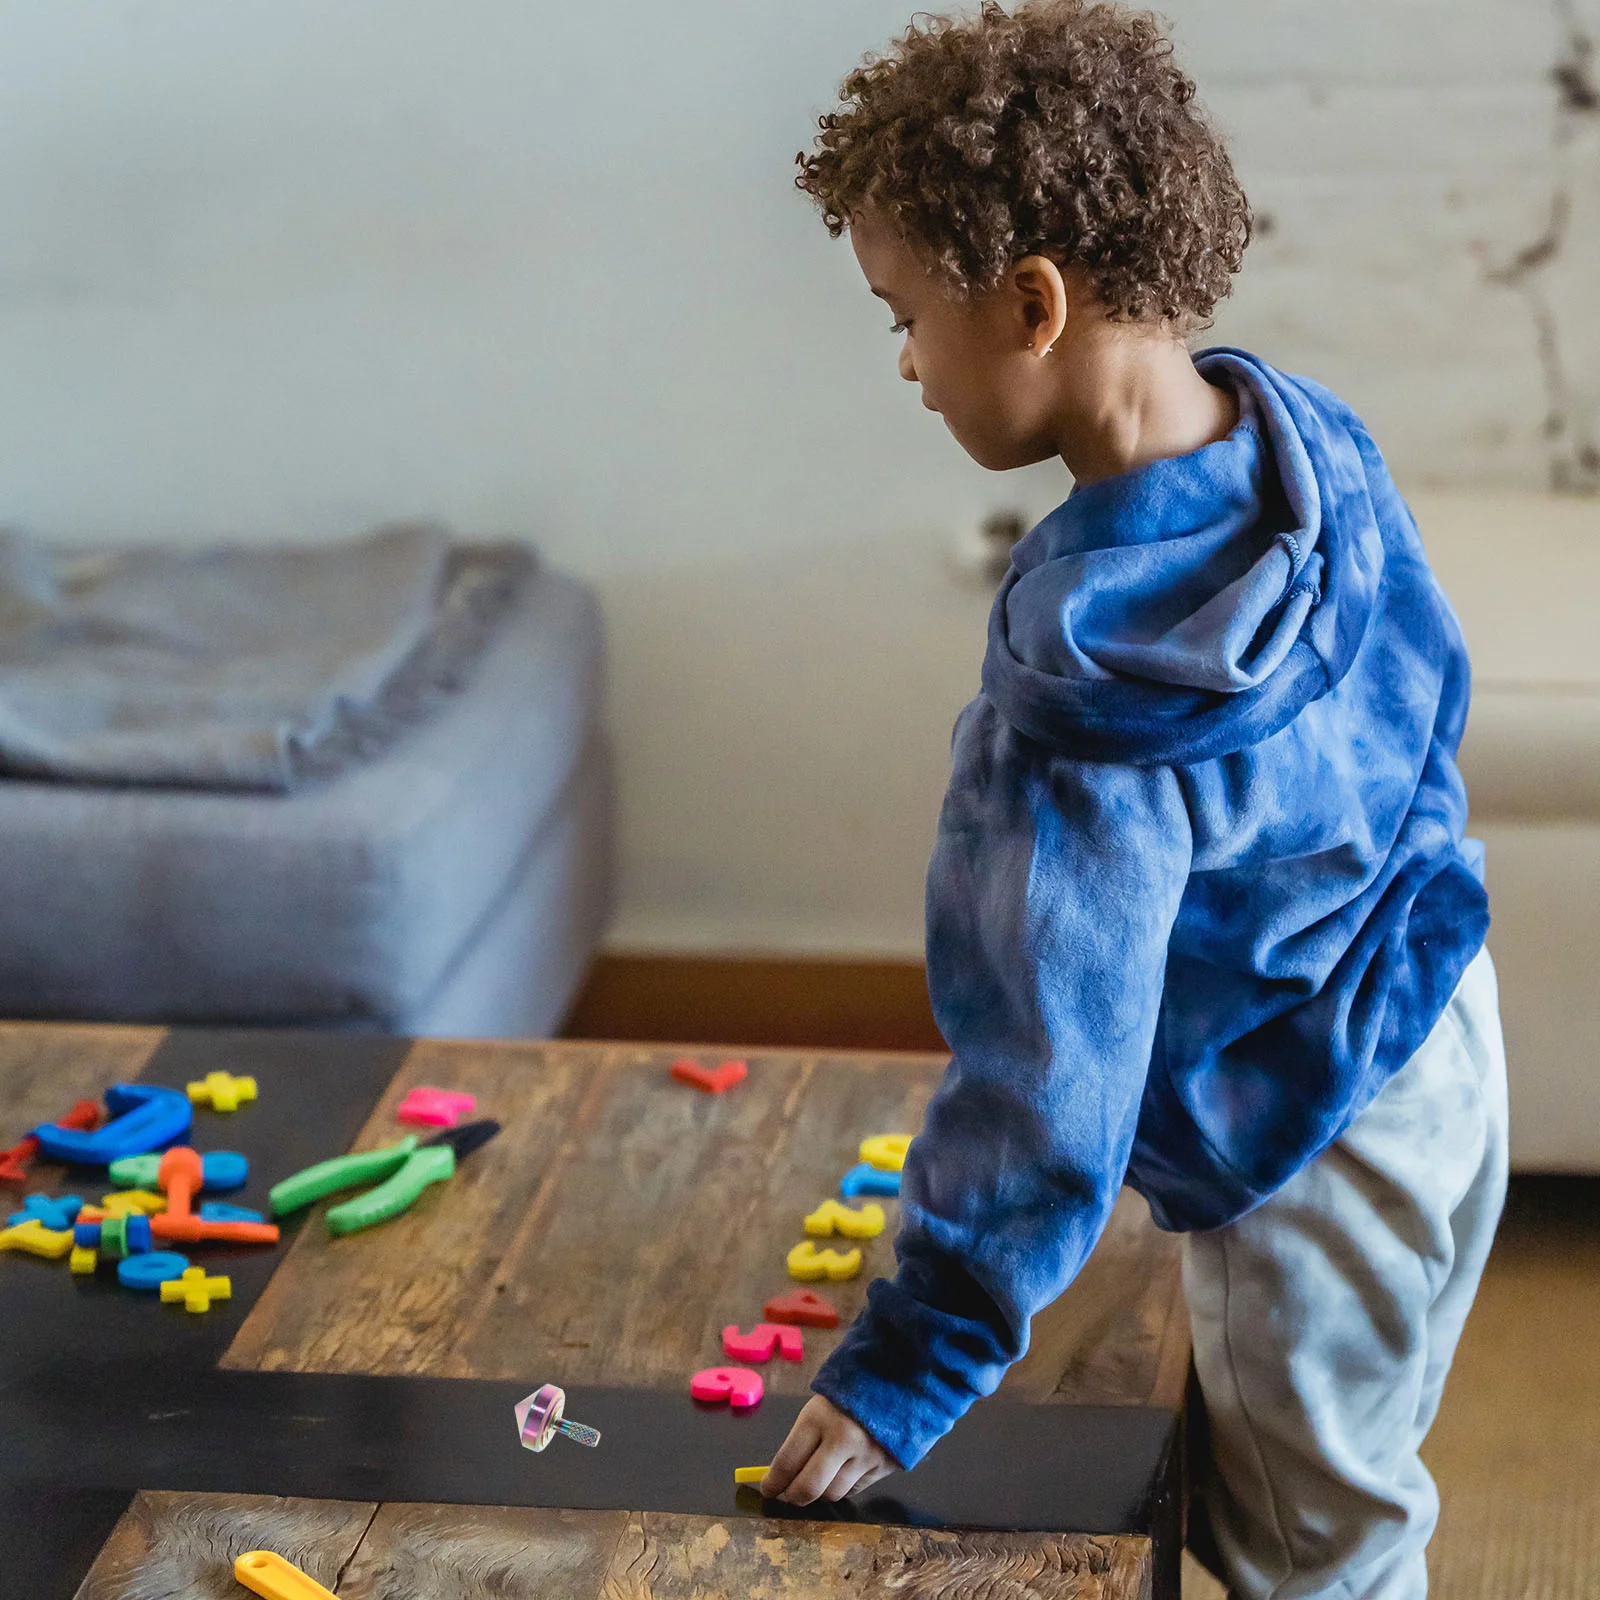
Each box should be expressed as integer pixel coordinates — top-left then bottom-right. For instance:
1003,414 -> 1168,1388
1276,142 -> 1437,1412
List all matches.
0,0 -> 1590,957
1166,0 -> 1600,493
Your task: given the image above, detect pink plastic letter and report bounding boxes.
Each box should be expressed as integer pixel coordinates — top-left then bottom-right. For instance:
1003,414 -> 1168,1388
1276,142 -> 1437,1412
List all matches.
721,1323 -> 805,1363
690,1366 -> 765,1408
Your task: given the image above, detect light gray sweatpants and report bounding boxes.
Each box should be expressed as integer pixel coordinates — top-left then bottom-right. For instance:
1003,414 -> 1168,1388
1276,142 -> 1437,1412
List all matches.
1184,946 -> 1509,1600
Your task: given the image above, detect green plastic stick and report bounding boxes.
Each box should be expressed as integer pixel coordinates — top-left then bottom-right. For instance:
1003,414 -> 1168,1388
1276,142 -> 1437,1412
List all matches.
268,1137 -> 418,1218
325,1146 -> 455,1236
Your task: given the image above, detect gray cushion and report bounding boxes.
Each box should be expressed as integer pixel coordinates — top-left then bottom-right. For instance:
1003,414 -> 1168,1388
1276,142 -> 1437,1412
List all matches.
0,566 -> 605,1026
400,728 -> 614,1038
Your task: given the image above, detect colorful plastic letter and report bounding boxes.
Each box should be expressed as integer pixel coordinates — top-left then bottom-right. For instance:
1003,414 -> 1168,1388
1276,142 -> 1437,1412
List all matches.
158,1147 -> 204,1219
150,1144 -> 278,1243
109,1151 -> 246,1194
733,1466 -> 771,1485
0,1218 -> 74,1258
0,1098 -> 100,1184
107,1154 -> 155,1189
690,1367 -> 764,1408
199,1201 -> 265,1223
840,1161 -> 901,1198
200,1151 -> 250,1193
669,1057 -> 748,1093
32,1084 -> 191,1167
722,1322 -> 805,1362
152,1211 -> 279,1246
6,1193 -> 83,1231
397,1087 -> 477,1128
787,1241 -> 862,1282
804,1199 -> 885,1239
96,1190 -> 167,1217
69,1245 -> 97,1275
117,1251 -> 190,1291
160,1265 -> 232,1312
859,1134 -> 912,1172
234,1549 -> 340,1600
763,1288 -> 840,1328
186,1072 -> 257,1113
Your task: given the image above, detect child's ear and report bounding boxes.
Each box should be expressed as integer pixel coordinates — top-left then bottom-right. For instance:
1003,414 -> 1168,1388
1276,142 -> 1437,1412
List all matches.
1010,254 -> 1070,353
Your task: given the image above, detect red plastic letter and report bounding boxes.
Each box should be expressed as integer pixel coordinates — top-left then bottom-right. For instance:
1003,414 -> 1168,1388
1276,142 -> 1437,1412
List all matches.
763,1288 -> 839,1329
669,1058 -> 748,1094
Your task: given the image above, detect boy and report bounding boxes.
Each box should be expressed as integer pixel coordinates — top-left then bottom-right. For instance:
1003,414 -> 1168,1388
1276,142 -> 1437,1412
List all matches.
760,4 -> 1509,1597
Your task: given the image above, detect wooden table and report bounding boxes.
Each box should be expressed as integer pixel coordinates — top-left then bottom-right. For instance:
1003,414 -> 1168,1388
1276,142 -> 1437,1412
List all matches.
0,1024 -> 1190,1599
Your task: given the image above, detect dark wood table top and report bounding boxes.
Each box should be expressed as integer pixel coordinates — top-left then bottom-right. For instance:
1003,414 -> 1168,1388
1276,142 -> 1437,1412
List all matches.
0,1023 -> 1188,1600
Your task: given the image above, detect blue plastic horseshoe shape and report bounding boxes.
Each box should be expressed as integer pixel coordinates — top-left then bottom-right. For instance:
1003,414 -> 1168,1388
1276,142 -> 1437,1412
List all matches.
33,1083 -> 193,1166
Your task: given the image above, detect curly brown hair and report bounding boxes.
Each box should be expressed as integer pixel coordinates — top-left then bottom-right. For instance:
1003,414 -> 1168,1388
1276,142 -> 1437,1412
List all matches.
794,0 -> 1250,328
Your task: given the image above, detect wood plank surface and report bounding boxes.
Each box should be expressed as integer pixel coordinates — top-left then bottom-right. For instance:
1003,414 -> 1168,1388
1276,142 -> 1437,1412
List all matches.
222,1038 -> 601,1379
0,1023 -> 164,1142
338,1503 -> 629,1598
74,1492 -> 1154,1600
0,1028 -> 1183,1598
72,1491 -> 376,1600
592,1514 -> 1150,1600
225,1039 -> 1187,1412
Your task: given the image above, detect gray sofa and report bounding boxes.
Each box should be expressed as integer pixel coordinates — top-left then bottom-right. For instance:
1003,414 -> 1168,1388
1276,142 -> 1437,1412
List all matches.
0,563 -> 614,1038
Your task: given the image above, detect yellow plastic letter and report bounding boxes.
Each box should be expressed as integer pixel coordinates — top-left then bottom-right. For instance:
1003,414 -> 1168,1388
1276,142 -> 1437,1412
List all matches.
804,1199 -> 885,1239
859,1134 -> 912,1172
787,1240 -> 862,1281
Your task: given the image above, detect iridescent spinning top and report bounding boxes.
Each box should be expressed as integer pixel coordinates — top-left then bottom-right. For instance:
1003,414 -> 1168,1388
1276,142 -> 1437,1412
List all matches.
515,1383 -> 601,1452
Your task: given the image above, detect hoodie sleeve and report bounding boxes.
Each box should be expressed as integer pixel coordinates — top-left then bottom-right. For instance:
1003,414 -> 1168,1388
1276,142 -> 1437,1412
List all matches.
811,696 -> 1193,1469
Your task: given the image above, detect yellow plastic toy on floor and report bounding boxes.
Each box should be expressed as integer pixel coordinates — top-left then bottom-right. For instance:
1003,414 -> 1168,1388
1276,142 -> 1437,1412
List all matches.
234,1549 -> 337,1600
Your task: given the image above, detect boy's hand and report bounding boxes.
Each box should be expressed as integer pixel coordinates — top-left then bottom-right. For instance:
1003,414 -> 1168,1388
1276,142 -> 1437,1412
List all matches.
762,1393 -> 898,1505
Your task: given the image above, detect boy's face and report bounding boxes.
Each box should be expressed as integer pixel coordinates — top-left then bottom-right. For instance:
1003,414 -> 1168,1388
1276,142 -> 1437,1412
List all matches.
849,210 -> 1088,473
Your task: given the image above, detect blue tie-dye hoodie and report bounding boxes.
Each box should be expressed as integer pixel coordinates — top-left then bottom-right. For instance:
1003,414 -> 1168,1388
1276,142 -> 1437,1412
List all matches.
812,347 -> 1490,1471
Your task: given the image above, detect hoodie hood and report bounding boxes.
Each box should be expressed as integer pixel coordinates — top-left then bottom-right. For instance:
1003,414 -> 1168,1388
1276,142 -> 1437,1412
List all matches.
981,348 -> 1386,764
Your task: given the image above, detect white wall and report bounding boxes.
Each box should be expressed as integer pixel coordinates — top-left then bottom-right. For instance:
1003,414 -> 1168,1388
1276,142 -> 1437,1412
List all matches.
0,0 -> 1594,955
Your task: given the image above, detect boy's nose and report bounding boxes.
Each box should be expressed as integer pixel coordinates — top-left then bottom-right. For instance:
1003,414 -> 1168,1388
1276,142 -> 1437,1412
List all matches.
898,345 -> 917,383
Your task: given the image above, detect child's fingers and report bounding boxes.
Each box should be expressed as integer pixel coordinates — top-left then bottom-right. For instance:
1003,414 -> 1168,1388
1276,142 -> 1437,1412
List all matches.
820,1456 -> 870,1502
762,1414 -> 824,1497
776,1440 -> 854,1505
